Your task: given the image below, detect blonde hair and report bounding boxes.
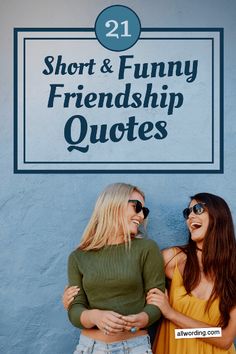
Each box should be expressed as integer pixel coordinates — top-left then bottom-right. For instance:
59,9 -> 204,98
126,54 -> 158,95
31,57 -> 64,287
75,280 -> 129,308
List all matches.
79,183 -> 146,251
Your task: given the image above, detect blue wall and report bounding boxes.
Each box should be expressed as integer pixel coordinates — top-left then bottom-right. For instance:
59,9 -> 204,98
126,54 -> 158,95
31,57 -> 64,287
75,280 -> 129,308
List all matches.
0,0 -> 235,353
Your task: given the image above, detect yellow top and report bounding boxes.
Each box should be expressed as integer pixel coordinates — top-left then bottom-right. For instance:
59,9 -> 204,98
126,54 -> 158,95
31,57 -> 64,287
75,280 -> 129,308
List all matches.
153,255 -> 235,354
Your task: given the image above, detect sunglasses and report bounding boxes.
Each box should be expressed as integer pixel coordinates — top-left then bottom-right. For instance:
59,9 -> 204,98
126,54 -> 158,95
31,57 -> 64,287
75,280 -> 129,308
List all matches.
128,199 -> 150,219
183,202 -> 206,220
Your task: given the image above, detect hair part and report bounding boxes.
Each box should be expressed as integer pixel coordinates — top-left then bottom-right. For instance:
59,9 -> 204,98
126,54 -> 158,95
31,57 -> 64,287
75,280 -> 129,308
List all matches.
79,183 -> 146,251
180,192 -> 236,328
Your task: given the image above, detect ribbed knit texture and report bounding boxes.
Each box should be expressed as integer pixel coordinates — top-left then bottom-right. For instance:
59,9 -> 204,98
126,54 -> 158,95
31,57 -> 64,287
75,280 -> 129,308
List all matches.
68,238 -> 165,328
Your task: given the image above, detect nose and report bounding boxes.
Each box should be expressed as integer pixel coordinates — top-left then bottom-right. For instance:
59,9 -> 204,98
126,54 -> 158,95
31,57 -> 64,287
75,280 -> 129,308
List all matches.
188,210 -> 194,218
187,207 -> 197,220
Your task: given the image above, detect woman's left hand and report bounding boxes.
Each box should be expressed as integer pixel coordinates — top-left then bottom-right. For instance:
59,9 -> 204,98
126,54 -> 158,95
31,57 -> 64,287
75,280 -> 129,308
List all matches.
146,288 -> 173,318
121,312 -> 149,331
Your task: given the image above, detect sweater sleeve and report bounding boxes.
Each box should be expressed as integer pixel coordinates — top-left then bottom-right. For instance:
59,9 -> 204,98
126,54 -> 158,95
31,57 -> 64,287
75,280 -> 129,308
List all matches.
67,251 -> 88,329
141,240 -> 165,325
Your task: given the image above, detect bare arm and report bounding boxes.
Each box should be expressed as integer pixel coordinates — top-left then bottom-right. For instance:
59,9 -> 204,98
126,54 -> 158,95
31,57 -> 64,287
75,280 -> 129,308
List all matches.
161,247 -> 186,280
80,309 -> 126,333
168,305 -> 236,350
147,289 -> 236,350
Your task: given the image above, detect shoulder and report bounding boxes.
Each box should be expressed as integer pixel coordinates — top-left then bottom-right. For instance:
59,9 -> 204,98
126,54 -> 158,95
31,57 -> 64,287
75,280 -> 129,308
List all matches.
133,237 -> 161,251
162,246 -> 186,280
68,248 -> 83,263
69,248 -> 82,256
133,238 -> 163,265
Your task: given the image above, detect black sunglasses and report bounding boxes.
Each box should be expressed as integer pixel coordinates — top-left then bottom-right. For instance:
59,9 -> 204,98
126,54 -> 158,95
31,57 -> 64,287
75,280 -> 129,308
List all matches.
183,202 -> 206,220
128,199 -> 149,219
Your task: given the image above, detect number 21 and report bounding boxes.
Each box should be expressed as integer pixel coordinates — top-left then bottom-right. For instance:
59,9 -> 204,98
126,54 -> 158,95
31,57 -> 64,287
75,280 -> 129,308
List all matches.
105,20 -> 131,38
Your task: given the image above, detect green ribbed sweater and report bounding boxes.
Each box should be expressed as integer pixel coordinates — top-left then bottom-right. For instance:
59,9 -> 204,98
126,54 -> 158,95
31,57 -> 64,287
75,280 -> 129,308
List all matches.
67,237 -> 165,329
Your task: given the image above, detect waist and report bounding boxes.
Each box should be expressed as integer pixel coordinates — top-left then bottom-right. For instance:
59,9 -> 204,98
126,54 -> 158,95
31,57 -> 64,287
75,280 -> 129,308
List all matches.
78,333 -> 151,352
81,328 -> 148,343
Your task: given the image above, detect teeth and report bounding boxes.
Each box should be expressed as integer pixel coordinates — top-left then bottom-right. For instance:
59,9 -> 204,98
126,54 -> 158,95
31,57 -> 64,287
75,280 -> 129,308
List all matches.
132,220 -> 140,225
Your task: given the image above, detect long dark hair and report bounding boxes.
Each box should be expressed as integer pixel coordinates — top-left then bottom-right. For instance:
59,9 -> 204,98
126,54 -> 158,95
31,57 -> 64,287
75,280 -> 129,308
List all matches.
180,192 -> 236,328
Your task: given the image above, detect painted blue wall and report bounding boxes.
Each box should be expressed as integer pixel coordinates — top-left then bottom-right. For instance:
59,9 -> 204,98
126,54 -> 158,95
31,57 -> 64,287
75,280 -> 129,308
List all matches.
0,0 -> 235,353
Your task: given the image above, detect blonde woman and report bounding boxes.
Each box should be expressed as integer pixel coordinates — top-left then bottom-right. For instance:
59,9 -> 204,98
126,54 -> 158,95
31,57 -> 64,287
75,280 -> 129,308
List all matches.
66,183 -> 165,353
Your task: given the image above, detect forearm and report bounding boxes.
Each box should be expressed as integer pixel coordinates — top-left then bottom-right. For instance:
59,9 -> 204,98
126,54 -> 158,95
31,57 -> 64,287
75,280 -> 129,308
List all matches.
143,304 -> 162,325
68,304 -> 88,329
80,309 -> 100,328
168,308 -> 209,328
122,311 -> 149,330
168,309 -> 234,349
142,240 -> 165,325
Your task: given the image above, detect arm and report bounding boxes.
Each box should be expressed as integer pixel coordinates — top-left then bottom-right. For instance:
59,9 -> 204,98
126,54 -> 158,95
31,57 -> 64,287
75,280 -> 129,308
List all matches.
67,252 -> 89,328
147,289 -> 236,350
67,252 -> 126,332
80,309 -> 126,333
127,247 -> 178,329
162,247 -> 186,280
122,240 -> 165,328
142,240 -> 165,324
167,302 -> 236,350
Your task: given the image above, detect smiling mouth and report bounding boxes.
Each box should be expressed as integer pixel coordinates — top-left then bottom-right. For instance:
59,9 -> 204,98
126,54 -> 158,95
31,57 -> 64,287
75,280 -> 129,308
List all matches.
191,222 -> 202,230
132,220 -> 140,226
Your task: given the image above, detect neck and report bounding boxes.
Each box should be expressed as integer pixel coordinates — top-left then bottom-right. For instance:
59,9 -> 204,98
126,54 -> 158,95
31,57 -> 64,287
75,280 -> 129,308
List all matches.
196,246 -> 202,251
107,235 -> 125,245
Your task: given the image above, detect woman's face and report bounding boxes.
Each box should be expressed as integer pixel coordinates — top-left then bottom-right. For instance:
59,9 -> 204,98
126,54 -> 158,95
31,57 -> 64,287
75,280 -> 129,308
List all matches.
186,199 -> 210,248
125,191 -> 145,236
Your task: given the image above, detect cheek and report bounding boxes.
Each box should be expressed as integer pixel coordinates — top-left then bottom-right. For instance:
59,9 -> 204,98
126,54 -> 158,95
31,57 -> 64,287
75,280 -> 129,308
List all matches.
126,206 -> 134,218
204,215 -> 210,228
127,209 -> 135,219
186,220 -> 191,229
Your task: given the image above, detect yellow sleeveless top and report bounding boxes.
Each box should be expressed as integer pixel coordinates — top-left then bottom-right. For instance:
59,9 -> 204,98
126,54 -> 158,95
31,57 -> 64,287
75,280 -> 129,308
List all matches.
153,254 -> 235,354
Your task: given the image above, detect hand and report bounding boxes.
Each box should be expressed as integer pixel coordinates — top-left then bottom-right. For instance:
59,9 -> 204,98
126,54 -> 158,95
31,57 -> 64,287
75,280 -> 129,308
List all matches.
90,310 -> 127,335
146,288 -> 173,318
121,312 -> 149,331
62,285 -> 80,310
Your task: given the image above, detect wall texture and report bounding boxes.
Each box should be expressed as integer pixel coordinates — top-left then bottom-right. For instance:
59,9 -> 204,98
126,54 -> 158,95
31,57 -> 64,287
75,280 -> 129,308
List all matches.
0,0 -> 235,353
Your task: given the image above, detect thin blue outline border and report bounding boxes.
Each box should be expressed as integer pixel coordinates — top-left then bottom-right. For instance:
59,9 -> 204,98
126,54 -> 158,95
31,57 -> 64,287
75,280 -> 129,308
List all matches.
14,27 -> 224,174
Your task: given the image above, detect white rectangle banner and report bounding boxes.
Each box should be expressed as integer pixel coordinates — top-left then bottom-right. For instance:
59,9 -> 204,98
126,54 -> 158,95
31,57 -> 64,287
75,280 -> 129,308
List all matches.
175,327 -> 222,339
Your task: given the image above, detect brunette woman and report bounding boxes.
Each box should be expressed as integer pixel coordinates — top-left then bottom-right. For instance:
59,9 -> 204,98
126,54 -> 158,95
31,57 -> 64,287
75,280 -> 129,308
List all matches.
148,193 -> 236,354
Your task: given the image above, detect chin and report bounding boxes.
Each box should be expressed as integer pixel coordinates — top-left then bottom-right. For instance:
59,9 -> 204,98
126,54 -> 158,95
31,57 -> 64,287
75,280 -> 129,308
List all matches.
191,231 -> 202,240
130,229 -> 138,236
191,235 -> 204,243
